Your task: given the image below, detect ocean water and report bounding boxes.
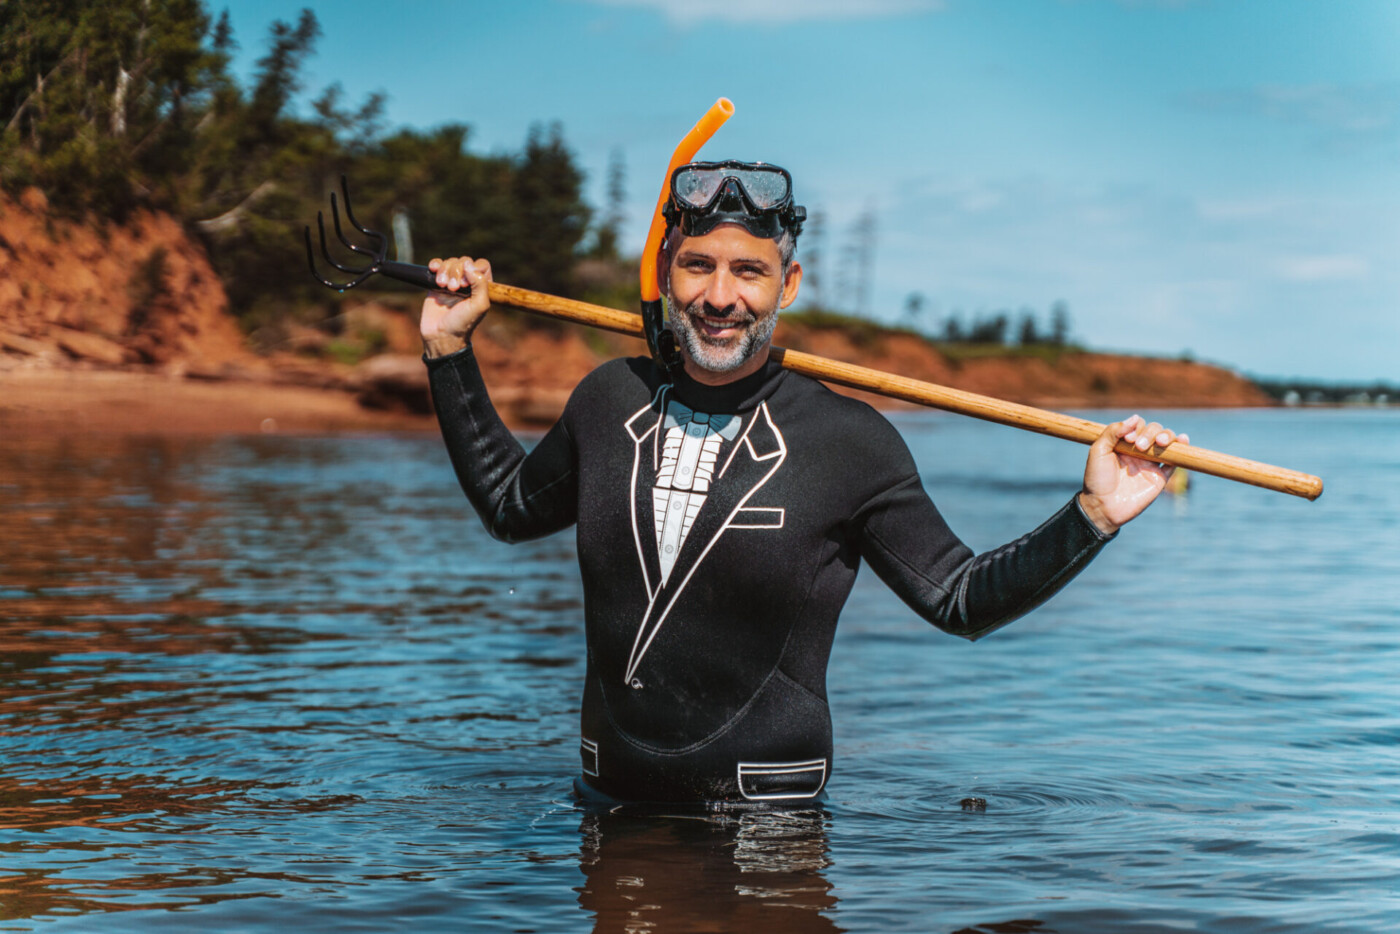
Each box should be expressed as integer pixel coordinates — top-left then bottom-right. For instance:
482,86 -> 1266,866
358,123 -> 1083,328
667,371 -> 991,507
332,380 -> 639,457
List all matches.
1,408 -> 1395,932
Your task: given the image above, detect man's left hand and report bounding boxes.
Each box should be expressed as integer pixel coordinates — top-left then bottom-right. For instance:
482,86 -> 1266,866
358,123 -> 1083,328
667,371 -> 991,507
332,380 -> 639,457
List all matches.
1078,414 -> 1189,535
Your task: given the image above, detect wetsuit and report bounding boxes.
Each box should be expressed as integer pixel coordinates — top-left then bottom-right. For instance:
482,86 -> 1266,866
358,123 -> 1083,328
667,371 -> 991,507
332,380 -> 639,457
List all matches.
426,348 -> 1115,802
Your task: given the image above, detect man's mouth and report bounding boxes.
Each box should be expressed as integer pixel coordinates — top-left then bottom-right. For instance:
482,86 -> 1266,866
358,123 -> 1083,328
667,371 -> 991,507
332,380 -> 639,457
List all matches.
689,310 -> 753,340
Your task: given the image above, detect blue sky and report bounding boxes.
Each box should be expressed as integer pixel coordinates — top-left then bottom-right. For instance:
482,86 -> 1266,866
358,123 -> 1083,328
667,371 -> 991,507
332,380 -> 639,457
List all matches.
220,0 -> 1399,381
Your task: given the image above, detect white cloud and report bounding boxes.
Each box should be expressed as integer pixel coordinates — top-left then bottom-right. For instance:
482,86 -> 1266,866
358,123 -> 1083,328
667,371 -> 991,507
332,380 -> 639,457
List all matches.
1194,198 -> 1288,222
828,169 -> 1398,378
1275,255 -> 1370,282
580,0 -> 944,25
1187,83 -> 1400,145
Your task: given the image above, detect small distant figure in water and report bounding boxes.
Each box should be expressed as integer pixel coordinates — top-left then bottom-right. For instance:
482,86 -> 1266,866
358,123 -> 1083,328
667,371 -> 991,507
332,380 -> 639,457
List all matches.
1166,468 -> 1190,496
960,797 -> 988,812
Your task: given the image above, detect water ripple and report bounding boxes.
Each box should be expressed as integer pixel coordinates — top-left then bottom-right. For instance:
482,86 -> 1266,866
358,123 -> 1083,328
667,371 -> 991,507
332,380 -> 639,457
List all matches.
1,415 -> 1397,932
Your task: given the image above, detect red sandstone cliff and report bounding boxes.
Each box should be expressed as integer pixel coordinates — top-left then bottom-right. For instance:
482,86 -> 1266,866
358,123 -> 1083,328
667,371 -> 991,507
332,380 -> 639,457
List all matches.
0,188 -> 250,373
0,190 -> 1272,434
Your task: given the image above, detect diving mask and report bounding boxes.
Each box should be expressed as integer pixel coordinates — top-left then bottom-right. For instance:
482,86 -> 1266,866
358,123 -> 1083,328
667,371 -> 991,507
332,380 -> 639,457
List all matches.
662,161 -> 806,241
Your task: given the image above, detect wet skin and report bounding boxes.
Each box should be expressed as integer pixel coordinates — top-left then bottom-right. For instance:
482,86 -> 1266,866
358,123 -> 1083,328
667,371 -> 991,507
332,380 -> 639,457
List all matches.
657,224 -> 803,385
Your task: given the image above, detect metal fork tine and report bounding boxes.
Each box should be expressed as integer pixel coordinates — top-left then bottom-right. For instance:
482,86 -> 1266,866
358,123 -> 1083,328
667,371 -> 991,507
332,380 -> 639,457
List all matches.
304,226 -> 345,289
339,175 -> 386,258
340,269 -> 378,290
330,193 -> 377,260
304,175 -> 398,292
318,211 -> 369,275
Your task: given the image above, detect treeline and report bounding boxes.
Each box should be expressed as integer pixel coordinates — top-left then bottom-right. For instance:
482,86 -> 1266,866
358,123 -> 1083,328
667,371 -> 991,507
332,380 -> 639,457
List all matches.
900,294 -> 1078,347
1253,379 -> 1397,405
1,1 -> 609,326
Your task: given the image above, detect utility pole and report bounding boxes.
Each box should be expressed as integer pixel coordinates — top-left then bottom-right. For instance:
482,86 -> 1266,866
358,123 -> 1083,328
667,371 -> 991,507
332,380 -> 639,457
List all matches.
851,204 -> 877,318
803,208 -> 826,309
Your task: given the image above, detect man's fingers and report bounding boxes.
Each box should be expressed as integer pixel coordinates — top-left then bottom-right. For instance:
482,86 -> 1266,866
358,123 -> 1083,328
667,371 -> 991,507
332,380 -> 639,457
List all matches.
1116,416 -> 1187,455
1132,421 -> 1167,452
426,256 -> 492,295
1096,414 -> 1140,453
1107,415 -> 1188,470
433,255 -> 480,291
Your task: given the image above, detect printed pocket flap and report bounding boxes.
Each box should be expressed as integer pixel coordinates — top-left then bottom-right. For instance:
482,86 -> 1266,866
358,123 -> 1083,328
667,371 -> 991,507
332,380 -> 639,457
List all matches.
736,758 -> 827,800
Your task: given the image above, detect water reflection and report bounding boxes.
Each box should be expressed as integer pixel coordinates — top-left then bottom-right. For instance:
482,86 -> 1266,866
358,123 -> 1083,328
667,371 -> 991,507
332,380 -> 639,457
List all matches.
577,806 -> 840,933
0,413 -> 1396,932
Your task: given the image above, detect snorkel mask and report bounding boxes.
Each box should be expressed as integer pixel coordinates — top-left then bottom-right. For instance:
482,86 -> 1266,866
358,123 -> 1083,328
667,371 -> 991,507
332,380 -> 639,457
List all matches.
639,99 -> 807,378
662,161 -> 807,241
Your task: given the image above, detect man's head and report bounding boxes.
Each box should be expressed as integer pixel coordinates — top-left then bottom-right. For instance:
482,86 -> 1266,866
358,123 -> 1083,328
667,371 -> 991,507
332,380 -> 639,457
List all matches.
658,161 -> 805,380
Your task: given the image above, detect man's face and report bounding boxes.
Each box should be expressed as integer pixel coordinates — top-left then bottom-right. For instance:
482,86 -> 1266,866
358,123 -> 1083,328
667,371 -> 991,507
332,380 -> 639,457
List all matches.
663,225 -> 801,376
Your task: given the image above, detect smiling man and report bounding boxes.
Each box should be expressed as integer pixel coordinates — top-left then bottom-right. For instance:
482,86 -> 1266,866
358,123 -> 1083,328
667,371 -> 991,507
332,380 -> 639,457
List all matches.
664,222 -> 793,377
420,159 -> 1185,804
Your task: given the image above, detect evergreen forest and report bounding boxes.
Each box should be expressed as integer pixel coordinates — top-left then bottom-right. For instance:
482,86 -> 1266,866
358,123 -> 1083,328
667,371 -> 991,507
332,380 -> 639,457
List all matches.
1,1 -> 616,326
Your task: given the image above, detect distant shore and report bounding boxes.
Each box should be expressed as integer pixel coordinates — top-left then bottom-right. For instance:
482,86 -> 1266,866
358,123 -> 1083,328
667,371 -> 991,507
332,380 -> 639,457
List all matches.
0,367 -> 439,438
2,187 -> 1278,438
1,336 -> 1278,440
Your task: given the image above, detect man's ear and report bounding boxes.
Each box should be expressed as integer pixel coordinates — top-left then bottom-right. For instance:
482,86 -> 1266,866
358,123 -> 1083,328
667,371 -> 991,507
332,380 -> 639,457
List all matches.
779,261 -> 803,309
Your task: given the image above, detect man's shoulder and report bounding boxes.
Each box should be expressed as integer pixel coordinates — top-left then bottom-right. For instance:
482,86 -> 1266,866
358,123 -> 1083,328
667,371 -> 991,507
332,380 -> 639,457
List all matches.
782,368 -> 900,423
567,355 -> 661,410
577,355 -> 657,389
777,369 -> 916,460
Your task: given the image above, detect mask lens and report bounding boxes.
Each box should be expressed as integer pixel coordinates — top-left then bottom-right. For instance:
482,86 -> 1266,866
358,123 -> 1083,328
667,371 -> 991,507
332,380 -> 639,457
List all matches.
732,168 -> 789,209
675,168 -> 726,208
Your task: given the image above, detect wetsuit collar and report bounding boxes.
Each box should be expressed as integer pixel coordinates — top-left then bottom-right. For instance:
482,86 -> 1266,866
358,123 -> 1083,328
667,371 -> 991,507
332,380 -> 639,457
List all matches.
668,356 -> 786,415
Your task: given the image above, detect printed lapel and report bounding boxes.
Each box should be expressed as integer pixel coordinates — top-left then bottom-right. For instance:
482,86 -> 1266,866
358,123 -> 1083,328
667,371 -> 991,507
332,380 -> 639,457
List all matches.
622,389 -> 787,685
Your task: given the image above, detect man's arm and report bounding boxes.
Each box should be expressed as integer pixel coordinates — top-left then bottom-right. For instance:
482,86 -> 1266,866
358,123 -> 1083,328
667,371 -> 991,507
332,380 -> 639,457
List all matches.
422,256 -> 578,543
856,414 -> 1186,641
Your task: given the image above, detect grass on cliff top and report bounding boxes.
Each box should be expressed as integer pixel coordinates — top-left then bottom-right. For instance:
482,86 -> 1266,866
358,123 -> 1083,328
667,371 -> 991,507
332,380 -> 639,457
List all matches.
305,291 -> 1089,365
782,308 -> 1086,361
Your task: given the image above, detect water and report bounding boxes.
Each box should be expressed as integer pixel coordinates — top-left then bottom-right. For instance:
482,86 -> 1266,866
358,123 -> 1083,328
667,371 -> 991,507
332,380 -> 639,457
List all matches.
1,409 -> 1396,932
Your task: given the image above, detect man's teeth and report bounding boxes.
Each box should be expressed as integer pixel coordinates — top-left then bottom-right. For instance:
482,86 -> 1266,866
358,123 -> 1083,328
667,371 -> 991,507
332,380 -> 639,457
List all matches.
698,314 -> 743,328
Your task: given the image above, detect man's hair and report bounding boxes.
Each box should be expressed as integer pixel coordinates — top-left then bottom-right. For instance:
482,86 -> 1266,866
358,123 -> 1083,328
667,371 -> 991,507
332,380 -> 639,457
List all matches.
664,226 -> 797,276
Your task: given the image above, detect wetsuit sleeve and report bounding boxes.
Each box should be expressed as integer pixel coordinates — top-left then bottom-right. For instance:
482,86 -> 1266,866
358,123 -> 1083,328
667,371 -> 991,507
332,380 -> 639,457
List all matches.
853,430 -> 1115,641
425,345 -> 578,543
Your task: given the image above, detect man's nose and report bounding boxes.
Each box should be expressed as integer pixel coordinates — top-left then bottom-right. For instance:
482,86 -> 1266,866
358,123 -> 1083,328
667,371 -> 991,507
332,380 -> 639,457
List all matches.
703,269 -> 740,312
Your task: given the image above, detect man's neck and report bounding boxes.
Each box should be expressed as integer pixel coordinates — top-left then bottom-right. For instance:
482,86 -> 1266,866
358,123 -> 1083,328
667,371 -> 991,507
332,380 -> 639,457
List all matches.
681,343 -> 773,386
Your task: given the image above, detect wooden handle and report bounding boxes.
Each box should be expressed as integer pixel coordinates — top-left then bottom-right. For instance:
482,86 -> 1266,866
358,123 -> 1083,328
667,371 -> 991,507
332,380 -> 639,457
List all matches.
484,282 -> 1322,500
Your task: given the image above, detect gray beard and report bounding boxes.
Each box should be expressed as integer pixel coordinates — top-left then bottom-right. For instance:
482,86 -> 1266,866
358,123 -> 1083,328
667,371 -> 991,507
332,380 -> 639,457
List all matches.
666,294 -> 780,374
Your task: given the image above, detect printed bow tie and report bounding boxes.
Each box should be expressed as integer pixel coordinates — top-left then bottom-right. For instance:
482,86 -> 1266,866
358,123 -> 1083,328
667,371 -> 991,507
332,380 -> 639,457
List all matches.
662,401 -> 742,440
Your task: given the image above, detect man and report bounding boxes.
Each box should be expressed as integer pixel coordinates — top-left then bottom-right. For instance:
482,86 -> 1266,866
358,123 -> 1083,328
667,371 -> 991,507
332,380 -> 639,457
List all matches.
420,160 -> 1185,803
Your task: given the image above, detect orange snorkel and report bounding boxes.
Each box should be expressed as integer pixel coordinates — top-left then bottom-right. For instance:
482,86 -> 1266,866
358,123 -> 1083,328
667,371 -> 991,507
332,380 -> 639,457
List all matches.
639,97 -> 735,375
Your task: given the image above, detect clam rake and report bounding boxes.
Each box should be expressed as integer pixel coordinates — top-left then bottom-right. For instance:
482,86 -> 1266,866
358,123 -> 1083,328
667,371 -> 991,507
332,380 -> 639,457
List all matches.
304,176 -> 1323,501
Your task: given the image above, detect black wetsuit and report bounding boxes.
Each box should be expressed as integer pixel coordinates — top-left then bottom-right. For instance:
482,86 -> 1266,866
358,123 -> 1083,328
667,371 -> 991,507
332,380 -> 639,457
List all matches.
427,348 -> 1115,802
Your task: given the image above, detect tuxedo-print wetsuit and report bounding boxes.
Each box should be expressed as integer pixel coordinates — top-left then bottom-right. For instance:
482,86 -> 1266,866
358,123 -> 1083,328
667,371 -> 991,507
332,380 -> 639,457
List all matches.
427,348 -> 1116,803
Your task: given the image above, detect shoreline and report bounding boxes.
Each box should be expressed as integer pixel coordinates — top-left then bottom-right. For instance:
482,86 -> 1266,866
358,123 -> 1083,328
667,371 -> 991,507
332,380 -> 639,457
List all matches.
1,361 -> 1297,441
1,367 -> 440,438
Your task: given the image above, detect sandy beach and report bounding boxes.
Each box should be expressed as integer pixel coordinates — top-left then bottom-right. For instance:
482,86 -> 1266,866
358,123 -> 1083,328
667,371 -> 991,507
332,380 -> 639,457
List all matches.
1,367 -> 439,438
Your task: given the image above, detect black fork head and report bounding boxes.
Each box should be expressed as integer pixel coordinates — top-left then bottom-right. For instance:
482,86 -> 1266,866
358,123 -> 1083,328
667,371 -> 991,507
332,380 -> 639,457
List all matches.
305,176 -> 388,291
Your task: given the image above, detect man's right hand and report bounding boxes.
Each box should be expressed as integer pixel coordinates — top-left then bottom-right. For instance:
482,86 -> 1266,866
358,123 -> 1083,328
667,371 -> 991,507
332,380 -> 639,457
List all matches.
421,255 -> 493,358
